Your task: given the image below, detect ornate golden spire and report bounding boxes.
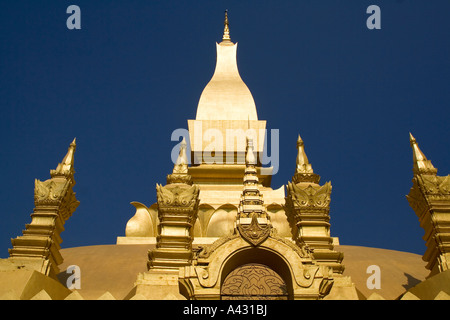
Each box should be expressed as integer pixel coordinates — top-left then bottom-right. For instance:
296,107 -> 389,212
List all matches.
245,136 -> 256,166
236,137 -> 271,246
175,137 -> 188,169
409,132 -> 437,175
222,9 -> 231,42
167,137 -> 192,184
51,138 -> 77,178
292,134 -> 320,184
296,134 -> 313,174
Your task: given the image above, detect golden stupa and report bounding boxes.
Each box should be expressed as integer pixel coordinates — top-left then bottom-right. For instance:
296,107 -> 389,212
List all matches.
0,11 -> 449,301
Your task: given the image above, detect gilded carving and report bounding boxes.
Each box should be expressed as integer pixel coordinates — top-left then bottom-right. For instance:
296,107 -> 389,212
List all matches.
221,263 -> 288,300
287,181 -> 331,210
234,137 -> 271,247
407,133 -> 450,275
319,277 -> 334,297
406,178 -> 428,216
284,134 -> 344,276
196,233 -> 240,259
147,139 -> 200,271
156,184 -> 200,211
294,265 -> 319,288
8,139 -> 79,279
59,188 -> 80,220
419,175 -> 450,196
271,235 -> 311,258
34,179 -> 69,206
166,137 -> 192,185
237,212 -> 271,247
166,173 -> 193,185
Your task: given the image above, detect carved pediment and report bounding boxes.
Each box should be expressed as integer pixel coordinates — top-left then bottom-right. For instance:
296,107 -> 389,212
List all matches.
406,178 -> 428,217
156,184 -> 200,210
166,173 -> 193,185
237,212 -> 271,247
287,181 -> 332,209
419,175 -> 450,196
34,179 -> 69,206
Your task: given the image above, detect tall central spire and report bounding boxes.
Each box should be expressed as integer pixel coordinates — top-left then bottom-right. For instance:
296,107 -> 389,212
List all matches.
188,11 -> 268,174
194,10 -> 257,121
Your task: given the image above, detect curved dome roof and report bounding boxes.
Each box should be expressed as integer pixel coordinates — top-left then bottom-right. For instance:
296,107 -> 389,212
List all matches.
58,244 -> 428,300
195,41 -> 258,121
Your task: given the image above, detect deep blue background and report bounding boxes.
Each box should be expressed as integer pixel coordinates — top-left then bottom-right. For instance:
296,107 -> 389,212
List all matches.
1,1 -> 449,257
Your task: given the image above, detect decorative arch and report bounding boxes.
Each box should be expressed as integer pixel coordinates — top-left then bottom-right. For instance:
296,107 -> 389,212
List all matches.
178,236 -> 333,300
221,263 -> 288,300
220,247 -> 293,299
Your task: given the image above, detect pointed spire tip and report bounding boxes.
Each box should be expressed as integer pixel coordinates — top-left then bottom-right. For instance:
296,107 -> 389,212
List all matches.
222,9 -> 231,42
409,133 -> 437,175
297,133 -> 304,146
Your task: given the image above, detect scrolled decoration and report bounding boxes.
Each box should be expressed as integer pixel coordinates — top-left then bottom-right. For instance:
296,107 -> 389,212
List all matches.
34,179 -> 70,206
287,181 -> 332,209
156,184 -> 200,209
420,175 -> 450,195
237,212 -> 271,247
221,264 -> 288,300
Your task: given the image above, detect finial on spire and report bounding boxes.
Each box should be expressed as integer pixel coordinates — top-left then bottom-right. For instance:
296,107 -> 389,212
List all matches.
222,9 -> 231,41
167,136 -> 193,184
51,138 -> 77,178
292,134 -> 320,184
296,134 -> 313,174
173,137 -> 188,172
245,136 -> 256,165
409,132 -> 437,175
176,137 -> 188,165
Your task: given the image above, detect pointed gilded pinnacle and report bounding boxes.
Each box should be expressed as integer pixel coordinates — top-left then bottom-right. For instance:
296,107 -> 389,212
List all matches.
245,136 -> 256,165
51,138 -> 77,177
171,136 -> 189,175
409,132 -> 437,175
167,136 -> 192,184
222,9 -> 231,41
175,137 -> 188,166
296,134 -> 313,174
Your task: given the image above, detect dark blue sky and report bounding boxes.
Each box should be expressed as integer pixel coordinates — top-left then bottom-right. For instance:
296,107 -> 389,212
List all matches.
1,1 -> 449,258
